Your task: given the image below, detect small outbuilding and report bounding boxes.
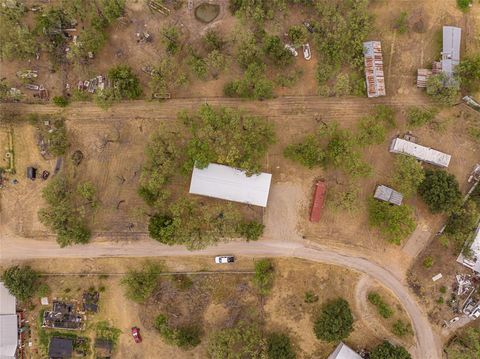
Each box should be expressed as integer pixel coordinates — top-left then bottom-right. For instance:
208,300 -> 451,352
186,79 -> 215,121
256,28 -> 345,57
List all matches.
441,26 -> 462,77
189,163 -> 272,207
48,337 -> 73,359
95,339 -> 113,358
310,181 -> 326,222
390,138 -> 451,168
328,342 -> 362,359
27,166 -> 37,180
374,185 -> 403,206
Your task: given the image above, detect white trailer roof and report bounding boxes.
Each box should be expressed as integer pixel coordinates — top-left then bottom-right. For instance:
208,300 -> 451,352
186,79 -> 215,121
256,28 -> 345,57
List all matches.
390,138 -> 451,167
0,283 -> 16,315
328,343 -> 362,359
442,26 -> 461,75
457,224 -> 480,274
189,163 -> 272,207
0,315 -> 18,358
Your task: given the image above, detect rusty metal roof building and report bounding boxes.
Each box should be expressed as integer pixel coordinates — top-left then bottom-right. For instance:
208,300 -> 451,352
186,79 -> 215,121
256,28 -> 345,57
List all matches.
363,41 -> 385,98
441,26 -> 461,76
390,138 -> 451,168
374,185 -> 403,206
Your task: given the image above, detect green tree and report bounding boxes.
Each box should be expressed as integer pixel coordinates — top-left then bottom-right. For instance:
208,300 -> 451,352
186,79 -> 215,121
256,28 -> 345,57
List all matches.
206,50 -> 228,78
455,55 -> 480,92
188,53 -> 208,79
224,63 -> 274,100
367,292 -> 394,319
95,321 -> 122,346
368,199 -> 416,245
45,119 -> 69,156
406,107 -> 437,127
107,65 -> 142,100
426,73 -> 460,106
267,332 -> 296,359
253,259 -> 274,296
418,170 -> 462,213
444,200 -> 479,251
236,33 -> 262,69
154,314 -> 201,349
1,266 -> 39,302
149,58 -> 187,96
392,320 -> 411,337
456,0 -> 472,12
263,34 -> 293,67
392,156 -> 425,197
120,263 -> 161,303
237,221 -> 264,241
0,11 -> 38,60
52,96 -> 69,107
314,298 -> 354,342
182,104 -> 275,174
148,214 -> 176,244
288,25 -> 308,47
162,26 -> 180,55
370,341 -> 411,359
208,322 -> 267,359
284,135 -> 325,169
356,116 -> 386,146
444,327 -> 480,359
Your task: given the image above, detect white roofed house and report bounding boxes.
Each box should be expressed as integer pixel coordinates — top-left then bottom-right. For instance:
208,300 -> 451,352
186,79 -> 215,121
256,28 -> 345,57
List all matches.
328,342 -> 362,359
189,163 -> 272,207
0,282 -> 18,359
389,138 -> 451,168
457,224 -> 480,274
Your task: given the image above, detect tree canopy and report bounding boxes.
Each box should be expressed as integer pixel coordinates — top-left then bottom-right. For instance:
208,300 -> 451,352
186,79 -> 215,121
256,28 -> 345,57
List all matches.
444,327 -> 480,359
313,298 -> 354,342
426,73 -> 460,106
253,259 -> 275,296
267,332 -> 296,359
1,265 -> 39,302
418,170 -> 462,213
120,263 -> 161,303
392,156 -> 425,198
370,341 -> 411,359
455,55 -> 480,92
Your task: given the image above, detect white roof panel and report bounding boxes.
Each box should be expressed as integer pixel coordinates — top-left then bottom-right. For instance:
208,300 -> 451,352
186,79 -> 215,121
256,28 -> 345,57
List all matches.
328,343 -> 362,359
0,314 -> 17,358
441,26 -> 461,75
457,224 -> 480,274
189,163 -> 272,207
390,138 -> 451,167
0,283 -> 16,315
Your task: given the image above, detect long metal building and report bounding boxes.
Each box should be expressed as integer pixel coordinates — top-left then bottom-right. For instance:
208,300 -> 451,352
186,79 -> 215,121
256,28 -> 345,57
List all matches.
389,138 -> 451,168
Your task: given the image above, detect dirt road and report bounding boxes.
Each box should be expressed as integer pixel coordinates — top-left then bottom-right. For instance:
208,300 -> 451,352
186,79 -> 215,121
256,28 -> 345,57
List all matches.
0,236 -> 441,359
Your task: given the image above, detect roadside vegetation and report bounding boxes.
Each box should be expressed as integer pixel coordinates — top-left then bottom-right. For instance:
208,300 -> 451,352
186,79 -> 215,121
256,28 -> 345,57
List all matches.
444,326 -> 480,359
313,298 -> 354,342
1,265 -> 40,302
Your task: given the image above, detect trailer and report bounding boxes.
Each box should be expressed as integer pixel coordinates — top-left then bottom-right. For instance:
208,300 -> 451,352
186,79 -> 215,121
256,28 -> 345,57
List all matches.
310,181 -> 326,222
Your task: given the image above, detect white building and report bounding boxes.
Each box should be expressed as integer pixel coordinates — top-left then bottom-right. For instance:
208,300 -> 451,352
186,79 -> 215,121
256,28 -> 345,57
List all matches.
441,26 -> 462,76
457,224 -> 480,274
189,163 -> 272,207
328,342 -> 362,359
0,282 -> 18,359
390,138 -> 451,168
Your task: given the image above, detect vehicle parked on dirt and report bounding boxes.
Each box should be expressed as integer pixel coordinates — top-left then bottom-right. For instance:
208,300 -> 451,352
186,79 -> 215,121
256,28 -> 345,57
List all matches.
303,21 -> 315,33
284,44 -> 298,57
215,256 -> 235,264
303,43 -> 312,60
131,327 -> 142,343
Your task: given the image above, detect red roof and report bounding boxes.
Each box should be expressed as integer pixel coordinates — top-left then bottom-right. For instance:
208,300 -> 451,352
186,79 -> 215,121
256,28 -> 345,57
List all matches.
310,182 -> 326,222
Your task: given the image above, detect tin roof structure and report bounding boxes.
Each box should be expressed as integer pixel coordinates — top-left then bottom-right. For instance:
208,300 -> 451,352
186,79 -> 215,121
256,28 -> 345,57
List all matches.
389,138 -> 451,168
374,185 -> 403,206
441,26 -> 461,76
363,41 -> 386,98
48,337 -> 73,359
417,69 -> 432,88
457,224 -> 480,274
328,342 -> 362,359
189,163 -> 272,207
0,282 -> 17,359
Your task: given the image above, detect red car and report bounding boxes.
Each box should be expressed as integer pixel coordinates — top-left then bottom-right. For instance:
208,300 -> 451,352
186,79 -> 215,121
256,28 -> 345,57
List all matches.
131,327 -> 142,343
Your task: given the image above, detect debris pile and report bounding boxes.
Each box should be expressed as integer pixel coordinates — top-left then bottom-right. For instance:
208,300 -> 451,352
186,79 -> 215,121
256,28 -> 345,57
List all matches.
42,301 -> 85,330
77,75 -> 107,94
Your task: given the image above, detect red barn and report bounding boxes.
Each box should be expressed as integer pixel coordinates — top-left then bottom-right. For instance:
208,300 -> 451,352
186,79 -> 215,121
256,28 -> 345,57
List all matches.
310,181 -> 326,222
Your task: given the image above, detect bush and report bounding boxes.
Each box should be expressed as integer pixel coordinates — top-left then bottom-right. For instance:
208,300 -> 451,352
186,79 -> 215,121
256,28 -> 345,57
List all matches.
406,107 -> 437,127
1,265 -> 39,301
392,156 -> 425,198
37,283 -> 50,297
236,33 -> 261,69
267,332 -> 296,359
121,263 -> 161,303
304,291 -> 319,303
370,341 -> 411,359
188,53 -> 208,79
107,65 -> 142,100
263,34 -> 293,67
356,116 -> 386,146
313,298 -> 354,342
237,221 -> 264,241
284,135 -> 325,169
45,119 -> 69,156
288,25 -> 308,47
368,199 -> 416,245
418,170 -> 462,213
367,292 -> 394,319
224,63 -> 274,100
422,256 -> 434,268
52,96 -> 69,107
148,214 -> 176,244
392,320 -> 411,337
154,314 -> 201,349
444,200 -> 479,252
203,29 -> 225,52
426,73 -> 460,106
394,11 -> 409,34
457,0 -> 472,11
162,26 -> 180,55
253,259 -> 274,296
455,55 -> 480,92
95,321 -> 121,346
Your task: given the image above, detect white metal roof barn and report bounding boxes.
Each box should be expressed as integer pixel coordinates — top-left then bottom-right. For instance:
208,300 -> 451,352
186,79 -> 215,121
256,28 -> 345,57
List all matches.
189,163 -> 272,207
0,282 -> 17,359
328,342 -> 362,359
390,138 -> 451,168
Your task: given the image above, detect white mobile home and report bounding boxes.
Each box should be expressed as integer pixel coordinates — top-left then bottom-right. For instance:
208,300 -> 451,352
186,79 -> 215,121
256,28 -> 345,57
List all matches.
390,138 -> 451,168
457,225 -> 480,274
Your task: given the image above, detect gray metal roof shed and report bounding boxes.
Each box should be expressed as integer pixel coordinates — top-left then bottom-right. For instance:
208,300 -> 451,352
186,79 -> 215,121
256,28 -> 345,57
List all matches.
328,342 -> 362,359
189,163 -> 272,207
0,282 -> 17,359
441,26 -> 461,76
374,185 -> 403,206
48,337 -> 73,359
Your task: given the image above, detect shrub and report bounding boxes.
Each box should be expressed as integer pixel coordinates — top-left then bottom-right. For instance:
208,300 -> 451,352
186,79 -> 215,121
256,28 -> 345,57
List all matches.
37,283 -> 50,297
304,291 -> 319,303
203,29 -> 225,52
288,25 -> 308,48
148,214 -> 176,244
418,169 -> 462,213
392,320 -> 411,337
208,322 -> 266,358
368,199 -> 416,245
392,156 -> 425,198
107,65 -> 142,100
263,34 -> 293,67
356,116 -> 386,146
394,11 -> 409,34
313,298 -> 354,342
370,341 -> 411,359
52,96 -> 69,107
224,63 -> 274,100
422,256 -> 434,268
154,314 -> 201,349
368,292 -> 394,319
253,259 -> 274,296
267,332 -> 296,359
455,55 -> 480,92
1,265 -> 39,301
440,286 -> 447,294
406,107 -> 437,127
45,119 -> 69,156
95,321 -> 121,346
426,73 -> 460,106
457,0 -> 472,11
284,135 -> 325,169
237,221 -> 264,241
444,200 -> 479,252
188,53 -> 208,79
121,263 -> 161,303
162,26 -> 180,55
